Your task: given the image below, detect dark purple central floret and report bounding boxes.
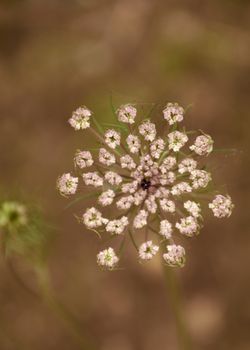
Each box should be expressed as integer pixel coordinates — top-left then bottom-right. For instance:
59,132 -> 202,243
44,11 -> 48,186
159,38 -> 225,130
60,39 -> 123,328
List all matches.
141,178 -> 151,191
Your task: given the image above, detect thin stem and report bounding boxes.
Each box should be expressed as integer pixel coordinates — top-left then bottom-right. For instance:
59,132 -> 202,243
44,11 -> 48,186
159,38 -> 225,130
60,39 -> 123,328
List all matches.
36,264 -> 96,350
163,265 -> 193,350
7,259 -> 40,299
128,229 -> 139,251
6,259 -> 96,349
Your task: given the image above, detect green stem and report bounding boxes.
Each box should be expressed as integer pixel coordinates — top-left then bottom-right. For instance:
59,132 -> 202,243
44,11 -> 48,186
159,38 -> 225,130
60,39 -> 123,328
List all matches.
128,229 -> 138,251
6,259 -> 96,349
163,265 -> 192,350
36,264 -> 96,350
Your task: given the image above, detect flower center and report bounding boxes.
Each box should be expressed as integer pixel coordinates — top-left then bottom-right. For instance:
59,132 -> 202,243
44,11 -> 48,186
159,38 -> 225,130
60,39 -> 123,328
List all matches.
140,178 -> 151,191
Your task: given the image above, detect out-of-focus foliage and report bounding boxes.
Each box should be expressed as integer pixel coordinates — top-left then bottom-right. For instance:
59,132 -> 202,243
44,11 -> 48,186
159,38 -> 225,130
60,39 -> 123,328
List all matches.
0,201 -> 52,264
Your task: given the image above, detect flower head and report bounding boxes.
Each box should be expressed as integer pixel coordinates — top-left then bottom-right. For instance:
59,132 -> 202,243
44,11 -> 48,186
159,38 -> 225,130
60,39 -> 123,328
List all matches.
139,120 -> 156,141
83,207 -> 108,228
97,247 -> 119,269
160,220 -> 173,239
139,241 -> 159,261
98,189 -> 115,206
176,216 -> 200,237
74,150 -> 93,169
168,131 -> 188,152
69,106 -> 92,130
163,245 -> 186,267
57,173 -> 78,196
184,200 -> 201,218
209,195 -> 234,218
163,103 -> 184,125
190,170 -> 211,189
105,129 -> 121,149
126,134 -> 141,154
99,148 -> 116,166
117,104 -> 136,124
106,216 -> 128,235
190,134 -> 213,156
58,102 -> 234,269
178,158 -> 197,174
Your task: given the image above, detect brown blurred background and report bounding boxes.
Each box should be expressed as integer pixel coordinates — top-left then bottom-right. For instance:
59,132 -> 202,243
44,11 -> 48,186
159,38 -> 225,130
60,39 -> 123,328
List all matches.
0,0 -> 250,349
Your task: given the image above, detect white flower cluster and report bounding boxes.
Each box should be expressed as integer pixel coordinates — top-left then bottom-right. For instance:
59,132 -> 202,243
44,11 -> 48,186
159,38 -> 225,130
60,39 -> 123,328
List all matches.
74,150 -> 93,169
58,101 -> 234,269
69,106 -> 92,130
117,104 -> 136,124
209,195 -> 234,218
190,134 -> 213,156
82,172 -> 103,187
126,134 -> 141,154
139,121 -> 156,141
139,241 -> 159,260
163,103 -> 184,125
184,200 -> 201,218
160,220 -> 173,239
97,247 -> 119,269
168,131 -> 188,152
178,158 -> 197,174
163,245 -> 186,267
105,129 -> 121,149
57,173 -> 78,196
106,216 -> 128,235
83,207 -> 108,228
99,148 -> 116,166
176,216 -> 200,237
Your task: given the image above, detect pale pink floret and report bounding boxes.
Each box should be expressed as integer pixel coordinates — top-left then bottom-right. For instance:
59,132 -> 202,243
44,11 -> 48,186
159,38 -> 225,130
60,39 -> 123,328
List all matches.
69,106 -> 92,130
178,158 -> 197,174
57,173 -> 78,196
184,200 -> 201,218
83,207 -> 108,229
159,198 -> 176,213
74,150 -> 93,169
116,195 -> 134,210
126,134 -> 141,154
160,156 -> 177,173
139,121 -> 156,141
139,241 -> 159,260
209,195 -> 234,218
117,104 -> 137,124
163,245 -> 185,267
82,172 -> 103,187
176,216 -> 200,237
160,220 -> 173,239
171,182 -> 192,196
168,131 -> 188,152
105,129 -> 121,149
133,210 -> 148,229
150,138 -> 165,159
163,103 -> 184,125
98,189 -> 115,206
97,247 -> 119,269
106,216 -> 129,235
104,171 -> 123,186
190,134 -> 213,156
190,170 -> 211,189
120,155 -> 136,170
99,148 -> 116,166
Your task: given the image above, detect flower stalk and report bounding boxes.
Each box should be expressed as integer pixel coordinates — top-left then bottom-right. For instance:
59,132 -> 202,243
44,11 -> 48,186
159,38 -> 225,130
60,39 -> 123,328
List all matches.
163,264 -> 192,350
